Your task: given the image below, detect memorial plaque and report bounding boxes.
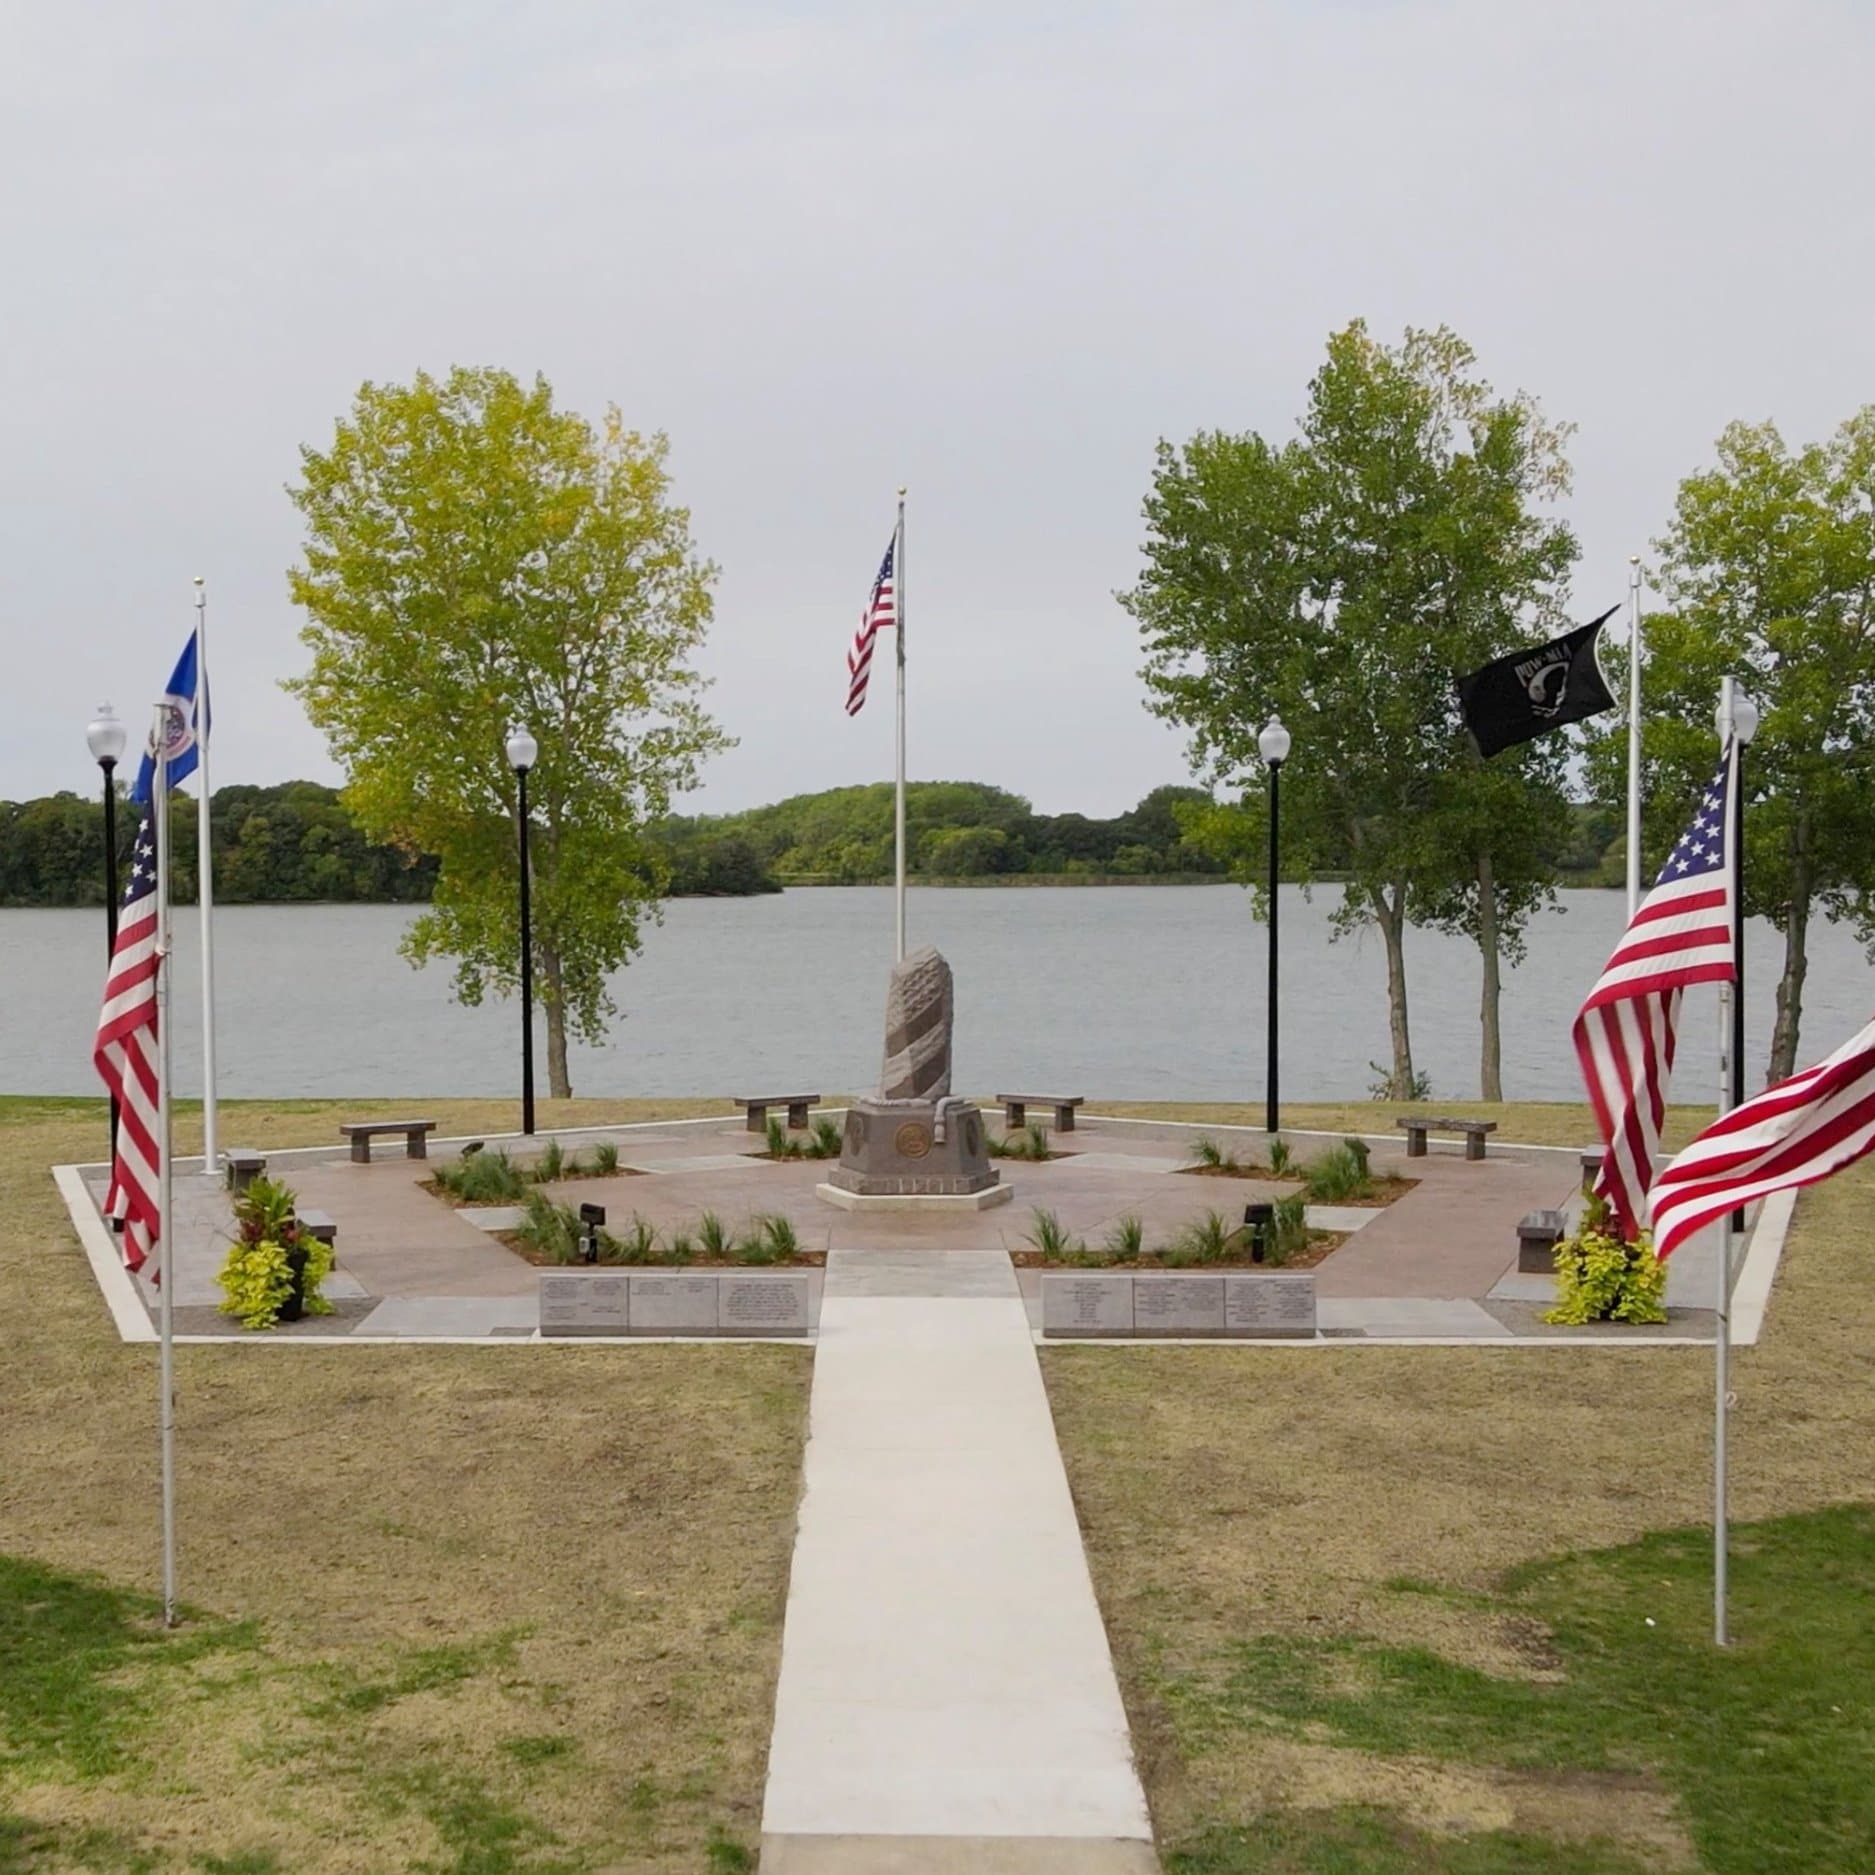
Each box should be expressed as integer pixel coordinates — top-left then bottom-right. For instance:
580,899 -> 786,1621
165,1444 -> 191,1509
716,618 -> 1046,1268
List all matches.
1133,1275 -> 1225,1337
627,1273 -> 720,1337
1040,1273 -> 1133,1338
1224,1273 -> 1317,1339
719,1274 -> 811,1337
539,1272 -> 631,1337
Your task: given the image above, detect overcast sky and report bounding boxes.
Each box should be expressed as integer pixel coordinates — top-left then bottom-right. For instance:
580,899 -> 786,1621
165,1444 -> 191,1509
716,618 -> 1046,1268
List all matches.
3,0 -> 1869,817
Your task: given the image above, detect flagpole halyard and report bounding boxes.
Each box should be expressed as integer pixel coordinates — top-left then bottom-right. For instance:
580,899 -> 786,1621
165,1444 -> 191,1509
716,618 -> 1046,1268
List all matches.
194,578 -> 219,1176
150,703 -> 178,1630
894,487 -> 907,964
1626,557 -> 1644,919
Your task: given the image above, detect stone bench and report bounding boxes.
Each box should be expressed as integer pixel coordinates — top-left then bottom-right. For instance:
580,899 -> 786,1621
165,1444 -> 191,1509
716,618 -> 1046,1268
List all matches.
224,1150 -> 266,1194
1580,1149 -> 1604,1186
734,1095 -> 819,1134
296,1208 -> 337,1247
1517,1208 -> 1567,1274
1397,1116 -> 1498,1162
339,1119 -> 437,1164
997,1095 -> 1085,1133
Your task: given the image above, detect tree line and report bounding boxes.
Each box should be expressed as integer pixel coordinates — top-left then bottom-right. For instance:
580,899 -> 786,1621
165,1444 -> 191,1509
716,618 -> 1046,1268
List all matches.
1131,320 -> 1875,1095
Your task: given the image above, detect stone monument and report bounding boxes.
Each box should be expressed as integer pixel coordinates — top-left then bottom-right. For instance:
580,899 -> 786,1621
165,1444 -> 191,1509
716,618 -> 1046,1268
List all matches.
819,946 -> 1011,1211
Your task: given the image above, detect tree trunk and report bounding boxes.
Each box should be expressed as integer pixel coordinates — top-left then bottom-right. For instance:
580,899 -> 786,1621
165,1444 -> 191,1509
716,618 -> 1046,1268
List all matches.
1372,882 -> 1416,1098
538,941 -> 573,1099
1476,847 -> 1503,1102
1769,866 -> 1811,1085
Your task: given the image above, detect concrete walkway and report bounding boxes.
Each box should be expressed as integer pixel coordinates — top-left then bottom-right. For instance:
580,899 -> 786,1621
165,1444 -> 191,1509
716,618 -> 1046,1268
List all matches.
760,1247 -> 1157,1873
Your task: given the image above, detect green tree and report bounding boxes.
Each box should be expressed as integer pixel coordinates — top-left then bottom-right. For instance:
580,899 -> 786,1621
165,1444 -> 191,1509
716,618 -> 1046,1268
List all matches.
1588,412 -> 1875,1083
286,367 -> 727,1096
1126,322 -> 1576,1098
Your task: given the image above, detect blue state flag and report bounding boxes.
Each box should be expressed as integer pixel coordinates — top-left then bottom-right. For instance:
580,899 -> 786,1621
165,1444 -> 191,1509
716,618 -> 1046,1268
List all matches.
130,632 -> 209,804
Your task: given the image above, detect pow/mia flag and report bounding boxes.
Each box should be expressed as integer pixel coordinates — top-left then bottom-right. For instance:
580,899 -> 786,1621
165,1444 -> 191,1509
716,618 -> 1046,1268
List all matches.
1457,607 -> 1619,758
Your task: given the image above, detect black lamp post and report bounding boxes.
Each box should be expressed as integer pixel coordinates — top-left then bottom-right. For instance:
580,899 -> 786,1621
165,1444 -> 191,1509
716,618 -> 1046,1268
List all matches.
507,728 -> 539,1137
1258,717 -> 1291,1138
87,704 -> 128,1156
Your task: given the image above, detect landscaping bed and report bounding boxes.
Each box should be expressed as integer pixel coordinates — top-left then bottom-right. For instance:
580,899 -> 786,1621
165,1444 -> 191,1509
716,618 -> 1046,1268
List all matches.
494,1196 -> 824,1268
1012,1203 -> 1344,1271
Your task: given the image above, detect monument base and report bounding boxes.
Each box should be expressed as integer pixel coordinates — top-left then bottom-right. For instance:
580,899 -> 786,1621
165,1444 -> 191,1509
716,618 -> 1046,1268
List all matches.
817,1180 -> 1014,1214
822,1097 -> 1002,1201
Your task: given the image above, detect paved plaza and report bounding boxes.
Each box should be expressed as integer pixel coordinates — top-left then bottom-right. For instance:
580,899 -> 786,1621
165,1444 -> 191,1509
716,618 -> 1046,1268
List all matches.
61,1112 -> 1746,1345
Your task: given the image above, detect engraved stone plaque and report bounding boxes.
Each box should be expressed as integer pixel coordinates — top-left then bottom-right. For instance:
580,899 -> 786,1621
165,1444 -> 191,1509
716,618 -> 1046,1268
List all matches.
1223,1273 -> 1317,1339
1133,1275 -> 1225,1337
539,1272 -> 631,1337
719,1274 -> 811,1337
1040,1273 -> 1134,1338
627,1273 -> 720,1337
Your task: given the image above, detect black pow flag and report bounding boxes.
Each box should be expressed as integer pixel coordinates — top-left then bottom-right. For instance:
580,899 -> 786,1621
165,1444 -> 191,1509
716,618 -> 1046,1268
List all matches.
1457,607 -> 1619,758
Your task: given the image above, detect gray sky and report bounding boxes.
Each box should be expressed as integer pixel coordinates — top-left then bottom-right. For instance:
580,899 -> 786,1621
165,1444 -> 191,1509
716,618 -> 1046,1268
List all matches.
4,0 -> 1870,817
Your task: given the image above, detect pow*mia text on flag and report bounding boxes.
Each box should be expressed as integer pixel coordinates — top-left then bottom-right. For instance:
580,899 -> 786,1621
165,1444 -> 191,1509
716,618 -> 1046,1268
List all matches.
1458,607 -> 1619,758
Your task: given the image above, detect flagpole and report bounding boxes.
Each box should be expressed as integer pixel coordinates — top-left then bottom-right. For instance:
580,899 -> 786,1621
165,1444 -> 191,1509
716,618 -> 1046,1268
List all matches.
150,704 -> 179,1630
193,577 -> 219,1176
894,487 -> 907,964
1626,556 -> 1644,919
1713,674 -> 1737,1649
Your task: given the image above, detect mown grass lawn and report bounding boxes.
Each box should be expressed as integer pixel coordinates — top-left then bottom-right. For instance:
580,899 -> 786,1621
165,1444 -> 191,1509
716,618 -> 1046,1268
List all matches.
1,1098 -> 812,1875
1045,1108 -> 1875,1873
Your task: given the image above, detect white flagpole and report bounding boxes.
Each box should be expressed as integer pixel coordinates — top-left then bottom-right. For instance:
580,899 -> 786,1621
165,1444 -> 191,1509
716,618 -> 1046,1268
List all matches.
150,703 -> 179,1630
1626,556 -> 1644,919
894,487 -> 907,963
1713,674 -> 1737,1648
194,577 -> 219,1175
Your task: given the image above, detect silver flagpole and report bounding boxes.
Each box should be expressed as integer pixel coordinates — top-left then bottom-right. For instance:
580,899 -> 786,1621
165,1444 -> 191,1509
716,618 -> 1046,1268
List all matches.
894,487 -> 907,963
1713,674 -> 1736,1648
1626,556 -> 1644,919
194,577 -> 219,1175
150,703 -> 179,1629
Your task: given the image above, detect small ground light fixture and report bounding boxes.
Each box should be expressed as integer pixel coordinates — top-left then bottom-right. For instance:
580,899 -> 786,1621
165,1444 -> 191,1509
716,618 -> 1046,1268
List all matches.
578,1202 -> 606,1263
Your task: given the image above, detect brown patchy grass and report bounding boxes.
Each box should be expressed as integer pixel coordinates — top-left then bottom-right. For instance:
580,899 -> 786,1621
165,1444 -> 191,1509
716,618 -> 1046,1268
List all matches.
1042,1146 -> 1875,1868
2,1097 -> 812,1874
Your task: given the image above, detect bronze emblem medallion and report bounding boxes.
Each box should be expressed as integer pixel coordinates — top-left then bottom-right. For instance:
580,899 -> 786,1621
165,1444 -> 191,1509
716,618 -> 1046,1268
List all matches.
894,1122 -> 932,1159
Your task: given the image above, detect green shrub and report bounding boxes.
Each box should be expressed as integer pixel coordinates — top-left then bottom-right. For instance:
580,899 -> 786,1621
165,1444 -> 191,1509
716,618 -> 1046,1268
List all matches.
611,1214 -> 660,1264
809,1117 -> 844,1159
1304,1144 -> 1371,1203
765,1116 -> 802,1159
517,1190 -> 581,1263
761,1213 -> 800,1257
592,1140 -> 620,1176
1545,1198 -> 1668,1324
215,1235 -> 334,1330
697,1210 -> 730,1257
233,1174 -> 297,1243
437,1150 -> 525,1204
1191,1135 -> 1226,1168
736,1213 -> 799,1265
665,1229 -> 696,1263
1025,1207 -> 1077,1257
1270,1193 -> 1309,1265
1342,1136 -> 1371,1178
534,1138 -> 566,1184
1266,1138 -> 1293,1176
1104,1213 -> 1145,1259
1169,1208 -> 1236,1264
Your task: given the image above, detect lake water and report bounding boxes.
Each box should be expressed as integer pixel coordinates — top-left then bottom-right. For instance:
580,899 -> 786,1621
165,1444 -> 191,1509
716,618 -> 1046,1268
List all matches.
7,886 -> 1871,1103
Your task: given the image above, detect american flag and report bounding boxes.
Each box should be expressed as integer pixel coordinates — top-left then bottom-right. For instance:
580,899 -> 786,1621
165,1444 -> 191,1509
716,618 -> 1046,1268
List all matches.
844,536 -> 898,716
1649,1013 -> 1875,1260
94,813 -> 162,1273
1574,751 -> 1737,1241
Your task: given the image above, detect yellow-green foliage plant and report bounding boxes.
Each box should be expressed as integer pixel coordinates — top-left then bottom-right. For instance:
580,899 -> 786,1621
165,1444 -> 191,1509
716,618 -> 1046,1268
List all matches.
216,1176 -> 336,1330
1544,1195 -> 1667,1326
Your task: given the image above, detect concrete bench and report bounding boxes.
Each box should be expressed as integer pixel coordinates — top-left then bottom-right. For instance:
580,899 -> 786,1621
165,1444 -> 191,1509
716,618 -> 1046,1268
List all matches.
997,1095 -> 1085,1133
1396,1115 -> 1497,1162
339,1119 -> 437,1164
1580,1149 -> 1604,1186
225,1150 -> 266,1193
734,1095 -> 819,1134
1517,1208 -> 1567,1274
296,1208 -> 337,1247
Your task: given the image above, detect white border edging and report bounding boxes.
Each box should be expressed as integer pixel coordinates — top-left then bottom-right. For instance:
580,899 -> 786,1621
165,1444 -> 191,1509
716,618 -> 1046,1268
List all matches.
1731,1185 -> 1795,1347
52,1162 -> 154,1344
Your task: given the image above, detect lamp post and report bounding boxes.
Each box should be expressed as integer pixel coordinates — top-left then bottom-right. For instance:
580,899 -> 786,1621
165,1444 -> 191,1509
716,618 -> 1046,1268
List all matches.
1258,717 -> 1291,1138
87,704 -> 128,1157
506,728 -> 539,1137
